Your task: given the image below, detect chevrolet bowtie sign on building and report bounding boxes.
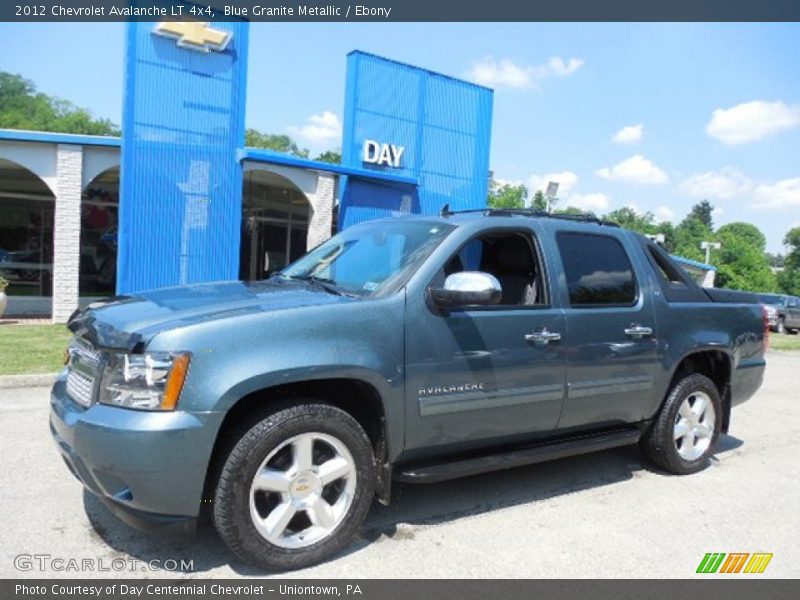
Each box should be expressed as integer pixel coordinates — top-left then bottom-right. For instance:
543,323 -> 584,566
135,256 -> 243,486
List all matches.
153,21 -> 232,53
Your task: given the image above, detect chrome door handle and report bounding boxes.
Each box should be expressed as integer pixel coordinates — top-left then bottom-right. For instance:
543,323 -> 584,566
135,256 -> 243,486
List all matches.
624,325 -> 653,338
525,328 -> 562,344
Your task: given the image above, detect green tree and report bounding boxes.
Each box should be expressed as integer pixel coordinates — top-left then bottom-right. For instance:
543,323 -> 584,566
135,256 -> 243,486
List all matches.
672,216 -> 714,263
531,190 -> 547,212
714,223 -> 776,292
765,252 -> 785,269
555,206 -> 594,217
487,179 -> 527,209
0,71 -> 119,136
688,199 -> 715,230
778,227 -> 800,295
244,129 -> 309,158
604,207 -> 657,234
314,150 -> 341,164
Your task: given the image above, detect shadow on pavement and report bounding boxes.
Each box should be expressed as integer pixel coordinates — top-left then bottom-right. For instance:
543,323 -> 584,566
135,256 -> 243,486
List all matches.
83,433 -> 744,576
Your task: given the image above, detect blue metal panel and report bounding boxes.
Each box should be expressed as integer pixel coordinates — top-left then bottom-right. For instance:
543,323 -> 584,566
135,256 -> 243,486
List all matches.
240,148 -> 418,186
340,51 -> 493,229
118,18 -> 249,295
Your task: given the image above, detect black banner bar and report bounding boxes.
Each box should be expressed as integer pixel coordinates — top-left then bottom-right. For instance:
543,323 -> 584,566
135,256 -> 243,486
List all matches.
2,0 -> 800,22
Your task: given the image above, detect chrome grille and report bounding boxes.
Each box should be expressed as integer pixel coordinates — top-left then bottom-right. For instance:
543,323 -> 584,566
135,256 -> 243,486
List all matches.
66,369 -> 95,408
65,338 -> 102,408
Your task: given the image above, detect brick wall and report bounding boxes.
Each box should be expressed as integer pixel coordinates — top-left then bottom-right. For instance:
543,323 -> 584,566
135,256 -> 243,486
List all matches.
307,173 -> 336,250
51,144 -> 83,323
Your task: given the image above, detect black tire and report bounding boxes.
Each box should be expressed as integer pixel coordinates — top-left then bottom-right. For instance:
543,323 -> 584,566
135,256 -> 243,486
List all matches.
640,373 -> 722,475
213,402 -> 375,571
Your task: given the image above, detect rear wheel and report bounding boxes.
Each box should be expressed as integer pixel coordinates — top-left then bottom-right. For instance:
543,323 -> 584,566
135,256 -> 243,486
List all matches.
641,373 -> 721,475
213,403 -> 375,571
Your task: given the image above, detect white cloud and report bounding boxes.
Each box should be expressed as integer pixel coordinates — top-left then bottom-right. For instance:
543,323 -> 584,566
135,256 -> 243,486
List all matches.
706,100 -> 800,146
612,124 -> 644,145
526,170 -> 609,212
546,56 -> 584,77
568,192 -> 610,212
466,56 -> 584,89
677,167 -> 800,212
655,205 -> 675,222
287,111 -> 342,144
596,155 -> 668,185
528,171 -> 579,197
678,167 -> 752,200
754,178 -> 800,209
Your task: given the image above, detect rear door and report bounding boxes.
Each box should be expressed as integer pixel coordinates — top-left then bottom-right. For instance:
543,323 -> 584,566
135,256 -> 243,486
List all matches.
787,297 -> 800,328
552,229 -> 659,429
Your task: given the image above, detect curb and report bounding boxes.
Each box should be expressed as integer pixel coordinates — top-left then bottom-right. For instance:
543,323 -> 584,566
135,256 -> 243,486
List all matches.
0,373 -> 58,389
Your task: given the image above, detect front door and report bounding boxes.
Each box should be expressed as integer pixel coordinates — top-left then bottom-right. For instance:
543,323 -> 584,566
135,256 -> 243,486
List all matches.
403,227 -> 567,456
552,230 -> 659,429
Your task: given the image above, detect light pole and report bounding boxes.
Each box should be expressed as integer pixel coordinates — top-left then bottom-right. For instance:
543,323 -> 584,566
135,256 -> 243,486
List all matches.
545,181 -> 559,214
700,241 -> 721,265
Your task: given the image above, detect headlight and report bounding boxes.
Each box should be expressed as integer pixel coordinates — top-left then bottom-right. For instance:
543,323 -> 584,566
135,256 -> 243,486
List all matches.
99,351 -> 191,411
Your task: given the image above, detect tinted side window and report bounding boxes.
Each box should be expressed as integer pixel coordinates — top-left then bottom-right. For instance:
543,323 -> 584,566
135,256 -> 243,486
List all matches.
556,232 -> 637,307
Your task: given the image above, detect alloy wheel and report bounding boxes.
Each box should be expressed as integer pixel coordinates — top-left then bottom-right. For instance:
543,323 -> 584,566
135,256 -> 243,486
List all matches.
673,391 -> 715,461
248,432 -> 357,549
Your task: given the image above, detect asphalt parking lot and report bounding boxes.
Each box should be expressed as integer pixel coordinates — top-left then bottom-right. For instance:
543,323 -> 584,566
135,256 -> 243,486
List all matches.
1,351 -> 798,579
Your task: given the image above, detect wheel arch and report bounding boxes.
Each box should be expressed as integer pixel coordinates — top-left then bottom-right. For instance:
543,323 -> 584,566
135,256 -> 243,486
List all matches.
202,374 -> 393,513
664,348 -> 733,432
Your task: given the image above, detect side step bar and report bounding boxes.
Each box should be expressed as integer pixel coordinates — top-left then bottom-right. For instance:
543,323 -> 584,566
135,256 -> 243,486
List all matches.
396,428 -> 642,484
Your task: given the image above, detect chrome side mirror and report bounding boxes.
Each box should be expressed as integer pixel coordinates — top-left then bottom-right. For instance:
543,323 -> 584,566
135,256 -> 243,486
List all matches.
430,271 -> 502,307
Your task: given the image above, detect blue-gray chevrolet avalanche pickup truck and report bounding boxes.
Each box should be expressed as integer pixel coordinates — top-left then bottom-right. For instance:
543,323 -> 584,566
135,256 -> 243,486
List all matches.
50,209 -> 767,571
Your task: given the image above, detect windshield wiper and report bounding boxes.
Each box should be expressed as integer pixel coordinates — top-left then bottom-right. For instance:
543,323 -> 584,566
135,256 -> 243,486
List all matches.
283,274 -> 353,297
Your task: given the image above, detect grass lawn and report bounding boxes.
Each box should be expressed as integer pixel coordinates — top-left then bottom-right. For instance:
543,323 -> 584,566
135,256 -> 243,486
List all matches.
770,333 -> 800,352
0,324 -> 72,376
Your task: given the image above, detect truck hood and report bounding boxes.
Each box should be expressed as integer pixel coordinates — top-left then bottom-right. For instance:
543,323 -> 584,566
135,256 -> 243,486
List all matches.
67,279 -> 355,350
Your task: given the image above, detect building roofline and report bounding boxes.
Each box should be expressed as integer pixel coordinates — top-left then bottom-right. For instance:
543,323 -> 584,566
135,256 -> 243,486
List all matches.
240,147 -> 418,186
0,128 -> 121,147
671,254 -> 716,271
346,50 -> 494,93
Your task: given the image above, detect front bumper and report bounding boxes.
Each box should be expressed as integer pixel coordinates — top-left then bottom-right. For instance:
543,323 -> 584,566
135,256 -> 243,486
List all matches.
50,373 -> 224,534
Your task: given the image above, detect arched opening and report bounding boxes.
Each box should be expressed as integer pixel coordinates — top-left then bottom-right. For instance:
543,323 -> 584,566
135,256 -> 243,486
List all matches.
240,169 -> 311,280
81,166 -> 119,296
0,158 -> 55,305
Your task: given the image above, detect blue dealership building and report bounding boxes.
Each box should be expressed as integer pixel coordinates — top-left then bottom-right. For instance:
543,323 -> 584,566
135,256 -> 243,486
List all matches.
0,20 -> 494,321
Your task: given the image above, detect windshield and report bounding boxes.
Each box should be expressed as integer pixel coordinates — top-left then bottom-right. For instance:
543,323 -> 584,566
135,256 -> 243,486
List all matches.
758,294 -> 784,306
280,220 -> 455,297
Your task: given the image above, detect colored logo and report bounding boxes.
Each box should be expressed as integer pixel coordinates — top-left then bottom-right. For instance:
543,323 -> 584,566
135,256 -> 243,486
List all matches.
153,22 -> 231,53
697,553 -> 773,574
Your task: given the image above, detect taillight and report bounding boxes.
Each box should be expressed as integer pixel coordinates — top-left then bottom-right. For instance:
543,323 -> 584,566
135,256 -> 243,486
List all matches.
762,305 -> 770,351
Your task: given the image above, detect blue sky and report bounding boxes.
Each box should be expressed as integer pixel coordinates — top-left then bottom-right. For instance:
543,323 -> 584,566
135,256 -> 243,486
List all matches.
1,22 -> 798,252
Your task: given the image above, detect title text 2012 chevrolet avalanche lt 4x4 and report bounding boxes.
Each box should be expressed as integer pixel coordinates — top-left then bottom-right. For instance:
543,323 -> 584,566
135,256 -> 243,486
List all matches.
51,209 -> 766,571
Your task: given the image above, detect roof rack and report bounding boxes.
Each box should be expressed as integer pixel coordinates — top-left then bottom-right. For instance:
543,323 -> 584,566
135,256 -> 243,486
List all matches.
439,204 -> 620,228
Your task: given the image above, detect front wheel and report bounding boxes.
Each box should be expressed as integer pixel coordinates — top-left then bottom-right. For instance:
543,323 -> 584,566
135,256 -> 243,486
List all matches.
213,403 -> 375,571
640,373 -> 722,475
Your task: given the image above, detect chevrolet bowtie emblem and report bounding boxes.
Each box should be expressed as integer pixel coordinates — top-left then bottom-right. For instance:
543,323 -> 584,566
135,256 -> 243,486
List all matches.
153,21 -> 231,53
